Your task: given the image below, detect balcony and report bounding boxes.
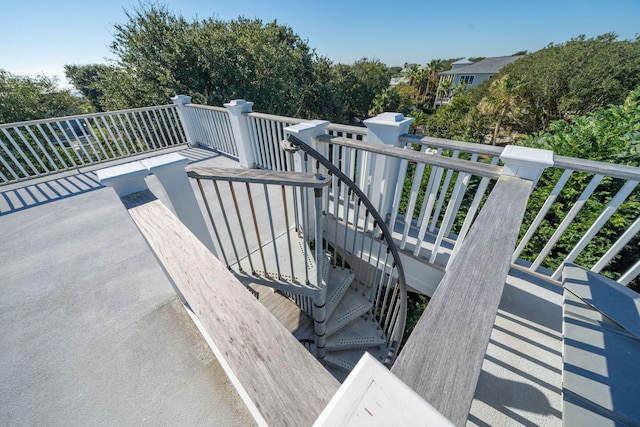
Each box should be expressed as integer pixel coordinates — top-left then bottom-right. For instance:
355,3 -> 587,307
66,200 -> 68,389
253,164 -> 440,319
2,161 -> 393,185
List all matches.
1,97 -> 639,426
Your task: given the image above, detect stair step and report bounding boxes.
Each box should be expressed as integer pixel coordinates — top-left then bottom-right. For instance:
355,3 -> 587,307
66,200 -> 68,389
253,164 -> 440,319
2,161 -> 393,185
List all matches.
325,267 -> 355,318
326,316 -> 385,351
325,365 -> 349,384
326,288 -> 372,336
323,348 -> 385,372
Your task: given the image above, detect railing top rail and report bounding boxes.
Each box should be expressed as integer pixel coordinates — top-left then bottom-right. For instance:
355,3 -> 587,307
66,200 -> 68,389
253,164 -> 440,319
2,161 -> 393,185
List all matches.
399,134 -> 505,157
317,135 -> 503,179
184,104 -> 228,113
187,166 -> 331,188
0,104 -> 176,129
401,134 -> 640,181
245,111 -> 306,124
553,155 -> 640,181
326,123 -> 368,136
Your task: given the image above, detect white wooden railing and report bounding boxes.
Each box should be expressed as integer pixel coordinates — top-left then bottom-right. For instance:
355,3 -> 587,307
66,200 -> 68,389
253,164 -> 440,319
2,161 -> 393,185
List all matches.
0,105 -> 186,184
182,104 -> 238,157
246,112 -> 303,170
3,96 -> 638,288
235,107 -> 640,288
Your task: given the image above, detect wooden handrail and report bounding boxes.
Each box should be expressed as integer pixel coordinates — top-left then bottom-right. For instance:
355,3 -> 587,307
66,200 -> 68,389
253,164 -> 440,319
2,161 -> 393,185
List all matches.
391,174 -> 532,426
399,134 -> 505,157
187,166 -> 331,188
316,134 -> 503,179
120,189 -> 339,426
183,103 -> 228,113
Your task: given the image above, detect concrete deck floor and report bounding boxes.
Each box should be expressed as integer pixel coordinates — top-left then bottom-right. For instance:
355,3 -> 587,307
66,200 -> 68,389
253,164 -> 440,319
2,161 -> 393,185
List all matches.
0,147 -> 255,426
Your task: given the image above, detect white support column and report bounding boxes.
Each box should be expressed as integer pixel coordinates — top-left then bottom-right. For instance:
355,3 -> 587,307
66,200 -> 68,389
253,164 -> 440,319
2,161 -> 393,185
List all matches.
284,120 -> 330,240
284,120 -> 330,172
224,99 -> 255,169
96,161 -> 150,198
141,153 -> 216,254
171,95 -> 198,146
499,145 -> 554,187
363,112 -> 414,216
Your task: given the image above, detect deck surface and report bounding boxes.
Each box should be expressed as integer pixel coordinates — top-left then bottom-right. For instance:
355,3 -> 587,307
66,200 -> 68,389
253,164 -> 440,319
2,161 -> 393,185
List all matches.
0,147 -> 255,426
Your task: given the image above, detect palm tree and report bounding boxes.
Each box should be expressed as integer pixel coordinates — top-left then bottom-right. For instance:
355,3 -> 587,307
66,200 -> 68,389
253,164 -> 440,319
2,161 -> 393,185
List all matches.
406,64 -> 420,87
423,59 -> 442,103
478,75 -> 524,145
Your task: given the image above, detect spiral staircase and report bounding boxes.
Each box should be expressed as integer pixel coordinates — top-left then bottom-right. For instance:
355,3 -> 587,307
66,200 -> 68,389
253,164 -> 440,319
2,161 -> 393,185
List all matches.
187,134 -> 407,379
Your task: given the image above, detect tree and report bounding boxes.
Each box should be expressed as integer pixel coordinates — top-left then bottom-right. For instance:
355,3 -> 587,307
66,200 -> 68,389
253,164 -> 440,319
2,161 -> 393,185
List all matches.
425,87 -> 490,143
497,33 -> 640,133
0,70 -> 93,124
68,4 -> 391,124
478,75 -> 524,144
64,64 -> 115,112
99,4 -> 322,116
330,58 -> 391,122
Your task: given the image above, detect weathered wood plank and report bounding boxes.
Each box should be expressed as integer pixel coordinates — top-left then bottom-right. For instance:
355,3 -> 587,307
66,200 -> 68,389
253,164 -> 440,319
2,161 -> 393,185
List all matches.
187,166 -> 331,188
391,175 -> 532,427
400,134 -> 505,157
554,155 -> 640,181
316,135 -> 503,179
121,190 -> 339,426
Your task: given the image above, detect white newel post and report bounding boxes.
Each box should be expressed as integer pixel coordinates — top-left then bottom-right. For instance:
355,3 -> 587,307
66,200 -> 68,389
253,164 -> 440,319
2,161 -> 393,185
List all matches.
363,112 -> 414,216
284,120 -> 330,172
284,120 -> 330,241
141,153 -> 217,255
224,99 -> 255,169
499,145 -> 554,187
172,95 -> 198,146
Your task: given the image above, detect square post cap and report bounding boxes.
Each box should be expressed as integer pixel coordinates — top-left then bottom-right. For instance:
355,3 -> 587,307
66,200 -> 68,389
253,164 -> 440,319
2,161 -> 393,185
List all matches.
96,162 -> 149,198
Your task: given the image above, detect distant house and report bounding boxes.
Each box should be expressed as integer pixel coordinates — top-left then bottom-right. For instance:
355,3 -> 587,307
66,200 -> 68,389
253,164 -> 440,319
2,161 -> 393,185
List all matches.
390,76 -> 407,87
434,56 -> 522,107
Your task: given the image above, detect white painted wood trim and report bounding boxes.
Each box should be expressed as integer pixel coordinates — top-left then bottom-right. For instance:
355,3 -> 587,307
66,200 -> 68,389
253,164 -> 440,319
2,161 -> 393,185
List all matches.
313,352 -> 454,427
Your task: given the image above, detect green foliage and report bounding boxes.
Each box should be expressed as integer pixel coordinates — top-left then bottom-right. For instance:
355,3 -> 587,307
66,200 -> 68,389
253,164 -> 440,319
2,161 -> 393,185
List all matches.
425,87 -> 490,143
64,64 -> 114,112
67,4 -> 389,123
104,5 -> 320,115
403,292 -> 429,345
478,75 -> 526,144
0,70 -> 93,124
518,87 -> 640,291
330,58 -> 391,122
498,33 -> 640,133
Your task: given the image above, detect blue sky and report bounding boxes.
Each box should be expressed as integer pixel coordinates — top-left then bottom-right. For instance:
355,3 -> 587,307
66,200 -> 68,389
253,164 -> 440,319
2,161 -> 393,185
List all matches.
1,0 -> 638,87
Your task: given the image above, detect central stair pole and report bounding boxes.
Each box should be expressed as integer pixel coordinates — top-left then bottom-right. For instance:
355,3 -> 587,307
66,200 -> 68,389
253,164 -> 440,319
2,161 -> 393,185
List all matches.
313,181 -> 327,359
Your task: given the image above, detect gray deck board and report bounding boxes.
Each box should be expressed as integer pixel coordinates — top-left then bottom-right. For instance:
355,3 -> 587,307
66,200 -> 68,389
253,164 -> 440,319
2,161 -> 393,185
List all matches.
391,175 -> 532,426
562,264 -> 640,426
122,189 -> 339,426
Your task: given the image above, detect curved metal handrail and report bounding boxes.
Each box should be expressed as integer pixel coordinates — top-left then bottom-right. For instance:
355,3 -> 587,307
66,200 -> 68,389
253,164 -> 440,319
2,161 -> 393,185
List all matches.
287,134 -> 408,364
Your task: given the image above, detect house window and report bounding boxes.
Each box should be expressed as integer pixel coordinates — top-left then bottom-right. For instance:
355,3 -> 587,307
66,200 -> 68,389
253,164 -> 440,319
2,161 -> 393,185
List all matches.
460,75 -> 474,84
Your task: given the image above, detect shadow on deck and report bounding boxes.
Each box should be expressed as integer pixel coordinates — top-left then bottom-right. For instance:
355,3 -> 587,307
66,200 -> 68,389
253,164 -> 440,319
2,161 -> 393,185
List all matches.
0,146 -> 231,216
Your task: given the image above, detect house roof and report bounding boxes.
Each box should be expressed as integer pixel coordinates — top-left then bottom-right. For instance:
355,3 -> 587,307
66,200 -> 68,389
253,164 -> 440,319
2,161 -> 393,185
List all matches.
440,55 -> 522,75
451,58 -> 474,66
